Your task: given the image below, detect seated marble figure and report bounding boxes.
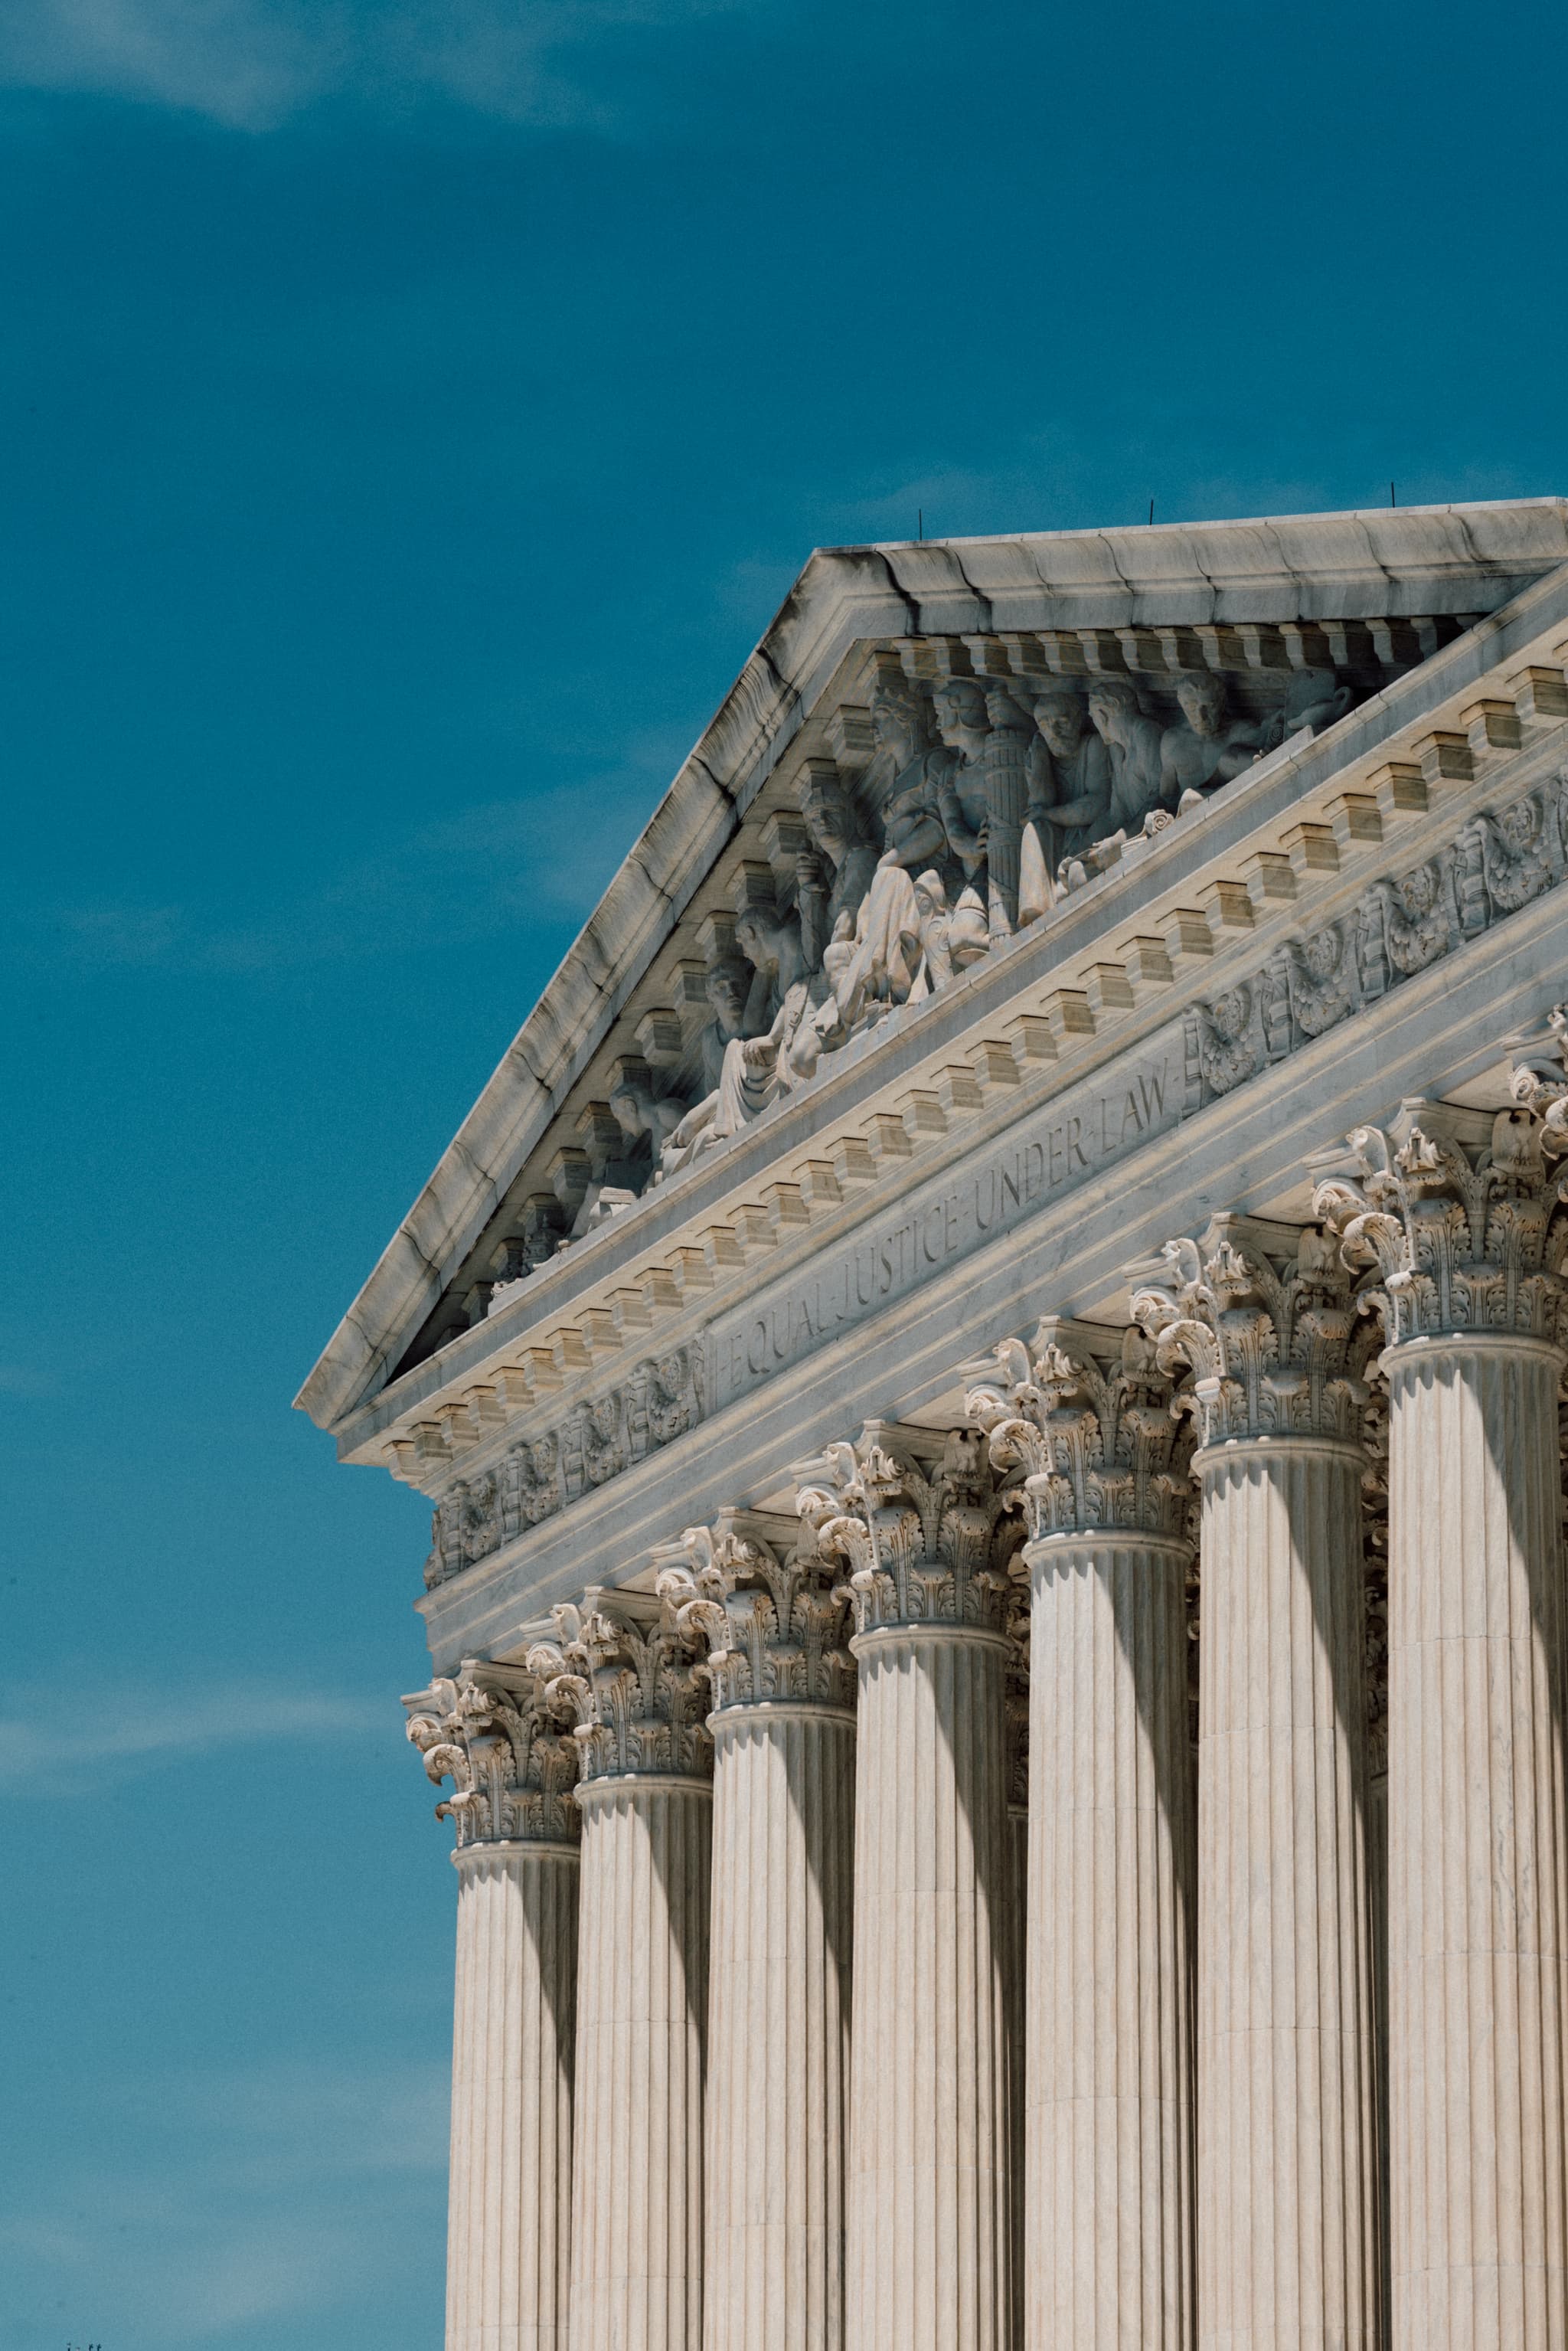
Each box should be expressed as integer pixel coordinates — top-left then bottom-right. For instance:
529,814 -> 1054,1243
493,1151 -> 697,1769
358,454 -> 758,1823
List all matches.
1261,665 -> 1354,749
658,907 -> 818,1185
1159,672 -> 1267,803
659,967 -> 827,1176
813,682 -> 1009,1035
805,688 -> 954,1033
1027,678 -> 1167,886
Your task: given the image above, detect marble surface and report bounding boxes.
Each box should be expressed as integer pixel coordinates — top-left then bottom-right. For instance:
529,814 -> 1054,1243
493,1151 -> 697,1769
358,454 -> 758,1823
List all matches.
298,502 -> 1568,1443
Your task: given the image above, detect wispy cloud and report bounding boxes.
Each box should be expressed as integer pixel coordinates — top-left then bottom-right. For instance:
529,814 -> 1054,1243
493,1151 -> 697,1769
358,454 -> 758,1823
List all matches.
0,0 -> 778,132
0,2057 -> 447,2340
10,769 -> 657,975
0,1677 -> 385,1784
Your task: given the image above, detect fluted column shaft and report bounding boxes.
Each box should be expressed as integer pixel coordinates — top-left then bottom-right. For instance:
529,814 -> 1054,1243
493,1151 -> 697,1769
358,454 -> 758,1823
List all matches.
706,1703 -> 855,2351
1196,1437 -> 1380,2351
448,1843 -> 579,2351
1027,1532 -> 1195,2350
846,1621 -> 1013,2351
570,1777 -> 712,2351
1007,1797 -> 1027,2351
1384,1335 -> 1568,2348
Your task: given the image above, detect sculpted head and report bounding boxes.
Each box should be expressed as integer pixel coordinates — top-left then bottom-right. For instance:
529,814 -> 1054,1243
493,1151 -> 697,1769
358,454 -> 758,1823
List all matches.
802,770 -> 858,860
733,907 -> 777,968
705,949 -> 753,1033
913,868 -> 948,921
1282,667 -> 1354,733
1034,685 -> 1088,757
931,675 -> 990,754
609,1080 -> 650,1139
1174,672 -> 1229,737
870,672 -> 931,765
1086,677 -> 1141,747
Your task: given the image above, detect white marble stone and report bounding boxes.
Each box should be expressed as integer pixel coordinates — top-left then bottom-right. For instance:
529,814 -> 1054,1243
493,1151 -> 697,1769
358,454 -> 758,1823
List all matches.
1132,1222 -> 1380,2351
1316,1097 -> 1568,2349
528,1597 -> 714,2351
800,1432 -> 1016,2351
968,1323 -> 1197,2351
448,1846 -> 578,2351
655,1522 -> 857,2351
403,1668 -> 580,2351
310,502 -> 1568,2351
299,503 -> 1568,1446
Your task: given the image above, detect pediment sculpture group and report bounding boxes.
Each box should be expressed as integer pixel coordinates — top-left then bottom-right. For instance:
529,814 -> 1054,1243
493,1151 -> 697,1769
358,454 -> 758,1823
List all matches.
604,662 -> 1354,1195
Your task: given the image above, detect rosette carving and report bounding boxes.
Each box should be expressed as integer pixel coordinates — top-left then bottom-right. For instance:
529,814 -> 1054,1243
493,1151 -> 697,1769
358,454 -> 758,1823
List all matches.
1309,1095 -> 1568,1349
652,1518 -> 856,1712
525,1587 -> 713,1783
962,1316 -> 1192,1542
1128,1214 -> 1367,1444
793,1422 -> 1016,1638
403,1661 -> 579,1848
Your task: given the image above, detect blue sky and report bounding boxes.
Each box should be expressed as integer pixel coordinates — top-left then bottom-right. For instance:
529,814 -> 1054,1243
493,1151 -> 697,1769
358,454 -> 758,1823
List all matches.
2,2 -> 1564,2344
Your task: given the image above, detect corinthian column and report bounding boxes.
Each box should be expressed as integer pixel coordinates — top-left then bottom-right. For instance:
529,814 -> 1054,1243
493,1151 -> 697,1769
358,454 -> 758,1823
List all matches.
966,1316 -> 1197,2351
1315,1081 -> 1568,2351
404,1662 -> 580,2351
655,1515 -> 858,2351
1001,1587 -> 1030,2351
1132,1217 -> 1380,2351
528,1591 -> 714,2351
799,1424 -> 1015,2351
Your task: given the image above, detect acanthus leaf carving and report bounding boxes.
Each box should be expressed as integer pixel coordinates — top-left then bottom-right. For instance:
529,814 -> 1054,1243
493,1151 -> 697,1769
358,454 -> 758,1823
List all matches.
653,1517 -> 855,1712
1128,1215 -> 1367,1446
1310,1094 -> 1568,1349
525,1587 -> 714,1784
792,1422 -> 1017,1639
962,1317 -> 1193,1543
403,1661 -> 580,1849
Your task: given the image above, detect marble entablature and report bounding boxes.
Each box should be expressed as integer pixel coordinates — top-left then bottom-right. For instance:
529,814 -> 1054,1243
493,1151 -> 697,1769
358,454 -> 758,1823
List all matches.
296,502 -> 1568,1622
418,739 -> 1568,1584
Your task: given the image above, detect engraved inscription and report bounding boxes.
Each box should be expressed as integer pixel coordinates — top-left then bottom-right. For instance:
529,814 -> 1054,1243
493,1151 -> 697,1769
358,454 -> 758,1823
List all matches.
712,1032 -> 1185,1404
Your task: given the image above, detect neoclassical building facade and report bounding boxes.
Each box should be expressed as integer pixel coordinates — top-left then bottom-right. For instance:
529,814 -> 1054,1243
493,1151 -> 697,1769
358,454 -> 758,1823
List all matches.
300,500 -> 1568,2350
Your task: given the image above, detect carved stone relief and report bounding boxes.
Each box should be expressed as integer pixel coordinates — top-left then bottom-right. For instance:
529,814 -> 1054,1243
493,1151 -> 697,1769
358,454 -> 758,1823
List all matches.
423,1345 -> 704,1587
478,651 -> 1377,1283
1186,769 -> 1568,1107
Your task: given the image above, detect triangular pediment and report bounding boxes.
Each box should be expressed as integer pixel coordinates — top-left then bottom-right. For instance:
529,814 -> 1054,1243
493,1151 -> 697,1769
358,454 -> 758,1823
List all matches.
296,499 -> 1568,1444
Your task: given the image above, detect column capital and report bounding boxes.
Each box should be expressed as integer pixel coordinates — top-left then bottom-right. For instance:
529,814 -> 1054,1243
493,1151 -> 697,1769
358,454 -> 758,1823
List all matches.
964,1314 -> 1194,1544
403,1659 -> 579,1849
652,1512 -> 856,1713
792,1421 -> 1019,1639
1310,1086 -> 1568,1350
1127,1212 -> 1368,1444
525,1587 -> 713,1785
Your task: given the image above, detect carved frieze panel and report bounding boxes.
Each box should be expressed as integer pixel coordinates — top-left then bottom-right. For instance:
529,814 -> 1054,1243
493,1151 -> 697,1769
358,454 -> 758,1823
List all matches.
1185,768 -> 1568,1106
424,1345 -> 704,1589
